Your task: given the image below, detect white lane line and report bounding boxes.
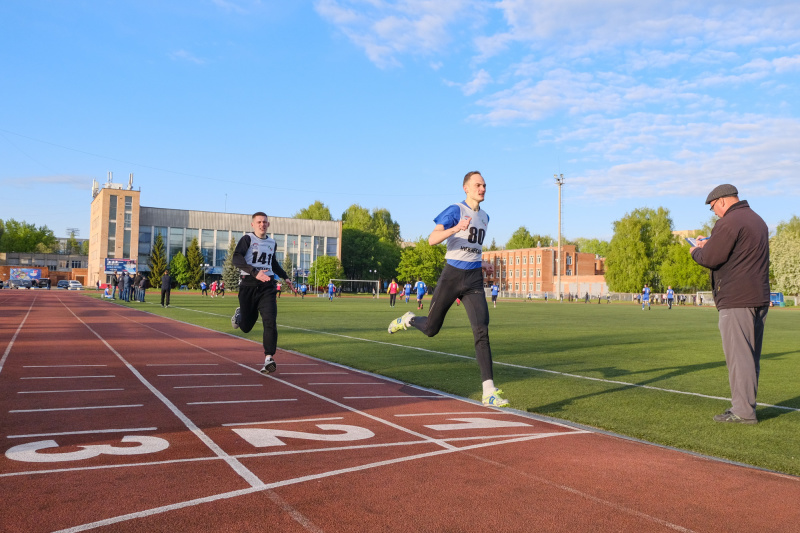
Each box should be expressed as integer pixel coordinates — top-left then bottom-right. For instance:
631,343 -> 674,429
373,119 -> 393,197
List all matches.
395,412 -> 507,417
173,384 -> 263,389
146,364 -> 219,366
7,428 -> 158,439
279,372 -> 350,375
20,375 -> 116,379
156,373 -> 242,377
23,365 -> 108,368
307,382 -> 386,385
52,433 -> 587,533
61,300 -> 266,490
18,388 -> 125,394
10,404 -> 143,413
187,399 -> 297,405
343,394 -> 450,400
0,296 -> 35,375
222,417 -> 344,427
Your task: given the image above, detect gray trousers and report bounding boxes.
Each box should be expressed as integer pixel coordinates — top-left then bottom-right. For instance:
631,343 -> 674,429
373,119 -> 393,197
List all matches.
718,306 -> 768,420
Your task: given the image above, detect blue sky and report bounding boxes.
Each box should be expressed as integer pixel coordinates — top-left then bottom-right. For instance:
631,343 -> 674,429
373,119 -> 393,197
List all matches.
2,1 -> 798,246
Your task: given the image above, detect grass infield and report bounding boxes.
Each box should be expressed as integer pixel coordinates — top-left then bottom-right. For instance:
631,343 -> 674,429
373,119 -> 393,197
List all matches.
93,291 -> 800,476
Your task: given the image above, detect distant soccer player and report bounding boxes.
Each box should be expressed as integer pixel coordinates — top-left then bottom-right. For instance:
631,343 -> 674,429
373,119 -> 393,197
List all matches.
403,281 -> 412,303
414,278 -> 427,310
490,282 -> 499,308
230,212 -> 294,374
388,278 -> 399,307
642,284 -> 651,310
388,171 -> 508,407
666,286 -> 674,309
327,280 -> 336,301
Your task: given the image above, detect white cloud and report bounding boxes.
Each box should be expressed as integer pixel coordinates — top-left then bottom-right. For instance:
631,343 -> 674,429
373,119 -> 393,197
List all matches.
169,50 -> 205,65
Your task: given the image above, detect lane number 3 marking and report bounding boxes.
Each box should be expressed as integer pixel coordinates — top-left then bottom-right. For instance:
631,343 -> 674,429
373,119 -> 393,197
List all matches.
5,436 -> 169,463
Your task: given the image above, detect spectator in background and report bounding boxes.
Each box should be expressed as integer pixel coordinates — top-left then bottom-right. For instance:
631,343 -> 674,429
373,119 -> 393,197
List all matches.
160,269 -> 172,308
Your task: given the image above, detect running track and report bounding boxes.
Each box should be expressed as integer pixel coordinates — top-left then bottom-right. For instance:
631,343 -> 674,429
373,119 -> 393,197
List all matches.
1,290 -> 798,532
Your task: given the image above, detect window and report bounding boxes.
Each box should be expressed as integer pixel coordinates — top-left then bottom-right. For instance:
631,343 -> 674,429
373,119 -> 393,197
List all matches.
185,228 -> 199,251
515,270 -> 519,278
201,229 -> 215,265
314,236 -> 325,260
566,254 -> 572,265
215,230 -> 229,267
522,256 -> 526,264
138,226 -> 151,271
169,227 -> 184,262
530,255 -> 534,263
536,282 -> 541,291
326,236 -> 337,256
515,283 -> 519,291
109,195 -> 117,220
537,255 -> 541,264
516,257 -> 520,264
537,269 -> 541,277
300,235 -> 312,271
522,283 -> 526,291
122,230 -> 131,259
566,269 -> 572,276
522,270 -> 526,277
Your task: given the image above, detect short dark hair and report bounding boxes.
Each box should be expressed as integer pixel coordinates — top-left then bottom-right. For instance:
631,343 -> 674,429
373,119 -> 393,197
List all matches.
252,211 -> 268,219
463,171 -> 482,186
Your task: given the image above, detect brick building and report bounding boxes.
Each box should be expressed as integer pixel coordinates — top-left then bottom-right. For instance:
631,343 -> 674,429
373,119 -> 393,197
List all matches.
482,245 -> 608,298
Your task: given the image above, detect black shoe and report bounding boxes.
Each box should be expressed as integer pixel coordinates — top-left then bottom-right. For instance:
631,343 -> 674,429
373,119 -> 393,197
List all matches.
231,307 -> 241,329
713,409 -> 757,425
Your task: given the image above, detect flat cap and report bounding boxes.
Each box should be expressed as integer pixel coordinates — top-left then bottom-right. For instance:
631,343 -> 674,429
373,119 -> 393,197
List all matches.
705,184 -> 738,204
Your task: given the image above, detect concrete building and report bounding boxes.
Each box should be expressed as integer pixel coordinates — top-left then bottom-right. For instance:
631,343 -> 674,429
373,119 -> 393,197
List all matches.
482,245 -> 608,298
87,175 -> 343,289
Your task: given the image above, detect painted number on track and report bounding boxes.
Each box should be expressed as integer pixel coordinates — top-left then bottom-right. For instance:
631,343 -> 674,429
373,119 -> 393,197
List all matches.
5,436 -> 170,463
234,424 -> 375,447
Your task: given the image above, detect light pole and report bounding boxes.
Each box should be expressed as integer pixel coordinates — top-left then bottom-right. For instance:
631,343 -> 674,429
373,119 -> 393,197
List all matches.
554,174 -> 564,301
203,263 -> 209,285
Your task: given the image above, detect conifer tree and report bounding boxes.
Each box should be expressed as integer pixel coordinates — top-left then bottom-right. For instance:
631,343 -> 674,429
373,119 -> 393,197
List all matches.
147,233 -> 168,288
222,237 -> 241,292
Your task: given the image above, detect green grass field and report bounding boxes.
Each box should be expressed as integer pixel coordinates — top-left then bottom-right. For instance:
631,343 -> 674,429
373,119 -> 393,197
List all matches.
96,291 -> 800,475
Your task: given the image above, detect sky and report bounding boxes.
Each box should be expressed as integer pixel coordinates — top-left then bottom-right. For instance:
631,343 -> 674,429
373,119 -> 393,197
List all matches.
1,0 -> 799,246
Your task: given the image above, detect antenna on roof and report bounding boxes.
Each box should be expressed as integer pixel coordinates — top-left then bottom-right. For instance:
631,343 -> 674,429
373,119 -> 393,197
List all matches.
128,173 -> 133,190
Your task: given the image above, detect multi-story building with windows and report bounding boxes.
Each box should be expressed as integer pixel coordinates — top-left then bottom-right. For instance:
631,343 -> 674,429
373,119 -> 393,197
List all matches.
87,176 -> 342,288
482,245 -> 607,297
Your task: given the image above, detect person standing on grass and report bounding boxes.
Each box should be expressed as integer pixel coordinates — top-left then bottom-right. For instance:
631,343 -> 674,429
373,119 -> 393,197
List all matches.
403,281 -> 412,303
110,272 -> 118,299
667,286 -> 675,310
388,171 -> 508,407
642,284 -> 651,310
490,283 -> 499,308
200,280 -> 208,296
690,184 -> 769,425
160,269 -> 172,308
230,212 -> 294,374
328,280 -> 336,301
388,278 -> 399,307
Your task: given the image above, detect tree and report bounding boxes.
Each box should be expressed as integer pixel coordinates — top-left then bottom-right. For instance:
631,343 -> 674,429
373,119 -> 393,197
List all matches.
341,204 -> 373,231
605,207 -> 674,292
658,242 -> 710,292
147,234 -> 168,288
65,232 -> 80,255
185,237 -> 204,289
80,240 -> 90,255
309,255 -> 344,289
505,227 -> 536,250
370,208 -> 401,244
396,238 -> 447,289
169,251 -> 190,287
282,254 -> 294,282
294,201 -> 333,221
0,218 -> 58,253
771,215 -> 800,296
486,238 -> 498,251
222,237 -> 241,291
574,237 -> 611,257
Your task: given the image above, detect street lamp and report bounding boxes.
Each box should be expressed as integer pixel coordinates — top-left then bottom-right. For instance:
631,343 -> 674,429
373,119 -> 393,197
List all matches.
203,263 -> 209,285
554,173 -> 564,301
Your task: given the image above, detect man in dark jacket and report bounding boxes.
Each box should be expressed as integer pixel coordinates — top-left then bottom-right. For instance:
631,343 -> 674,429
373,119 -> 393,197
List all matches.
110,273 -> 119,299
160,269 -> 172,308
690,184 -> 769,424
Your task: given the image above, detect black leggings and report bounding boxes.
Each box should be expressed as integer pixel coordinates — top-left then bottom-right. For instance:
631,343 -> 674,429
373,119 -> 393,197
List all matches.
409,265 -> 493,381
238,282 -> 279,356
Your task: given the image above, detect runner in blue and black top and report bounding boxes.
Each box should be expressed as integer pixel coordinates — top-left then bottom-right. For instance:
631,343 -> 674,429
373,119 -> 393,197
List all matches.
387,171 -> 508,407
642,284 -> 651,310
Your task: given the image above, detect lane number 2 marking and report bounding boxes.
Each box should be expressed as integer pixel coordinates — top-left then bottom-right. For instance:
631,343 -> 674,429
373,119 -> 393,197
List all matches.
233,424 -> 374,447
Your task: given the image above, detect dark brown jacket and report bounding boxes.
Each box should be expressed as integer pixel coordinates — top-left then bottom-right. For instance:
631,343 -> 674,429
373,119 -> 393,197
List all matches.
691,200 -> 769,310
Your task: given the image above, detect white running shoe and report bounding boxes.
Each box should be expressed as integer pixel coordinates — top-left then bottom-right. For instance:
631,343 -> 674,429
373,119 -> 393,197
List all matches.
261,355 -> 277,374
388,312 -> 415,334
231,307 -> 241,329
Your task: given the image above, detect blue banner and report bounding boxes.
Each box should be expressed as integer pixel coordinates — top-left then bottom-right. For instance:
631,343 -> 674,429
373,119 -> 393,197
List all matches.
104,259 -> 137,274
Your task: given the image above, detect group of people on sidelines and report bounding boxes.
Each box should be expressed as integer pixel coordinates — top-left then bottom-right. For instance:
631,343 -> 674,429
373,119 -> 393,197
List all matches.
105,271 -> 149,303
